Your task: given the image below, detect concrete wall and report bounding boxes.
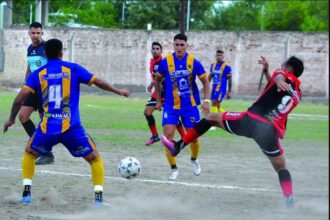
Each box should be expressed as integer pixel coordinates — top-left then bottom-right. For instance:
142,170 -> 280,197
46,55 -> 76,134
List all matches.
0,27 -> 328,97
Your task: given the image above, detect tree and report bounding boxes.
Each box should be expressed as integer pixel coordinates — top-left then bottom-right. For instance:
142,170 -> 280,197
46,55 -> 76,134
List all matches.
206,0 -> 263,31
263,1 -> 329,32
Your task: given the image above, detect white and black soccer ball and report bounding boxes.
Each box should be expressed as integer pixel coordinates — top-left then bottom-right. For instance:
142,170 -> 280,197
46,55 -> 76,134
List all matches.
118,157 -> 141,179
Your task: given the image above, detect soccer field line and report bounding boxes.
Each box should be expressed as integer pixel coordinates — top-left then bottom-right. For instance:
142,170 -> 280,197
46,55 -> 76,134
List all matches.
0,166 -> 274,193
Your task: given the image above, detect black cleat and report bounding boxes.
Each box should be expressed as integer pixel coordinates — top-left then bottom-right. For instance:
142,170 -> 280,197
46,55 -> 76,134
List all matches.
35,153 -> 55,165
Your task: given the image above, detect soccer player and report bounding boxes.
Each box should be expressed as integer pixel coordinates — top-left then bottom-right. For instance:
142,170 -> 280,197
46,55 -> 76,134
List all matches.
161,56 -> 304,203
19,21 -> 55,165
208,49 -> 233,130
3,39 -> 131,206
144,42 -> 185,145
154,33 -> 210,180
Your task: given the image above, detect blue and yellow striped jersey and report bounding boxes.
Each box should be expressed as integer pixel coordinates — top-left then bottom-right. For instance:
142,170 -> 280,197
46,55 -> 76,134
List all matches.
209,61 -> 232,92
157,52 -> 207,110
24,59 -> 96,135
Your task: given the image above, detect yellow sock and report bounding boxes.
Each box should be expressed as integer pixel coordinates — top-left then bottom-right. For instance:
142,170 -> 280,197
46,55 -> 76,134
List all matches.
165,148 -> 177,168
189,139 -> 200,160
22,152 -> 36,180
90,156 -> 104,187
219,107 -> 225,112
211,106 -> 218,113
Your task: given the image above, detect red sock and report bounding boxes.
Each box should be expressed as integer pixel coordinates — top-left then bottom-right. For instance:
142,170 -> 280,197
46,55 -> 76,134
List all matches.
176,124 -> 186,138
182,128 -> 199,144
149,124 -> 158,136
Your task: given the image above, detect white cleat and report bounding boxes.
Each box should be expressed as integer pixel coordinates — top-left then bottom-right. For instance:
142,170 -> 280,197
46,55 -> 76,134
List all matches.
209,126 -> 216,131
168,169 -> 179,181
191,159 -> 201,176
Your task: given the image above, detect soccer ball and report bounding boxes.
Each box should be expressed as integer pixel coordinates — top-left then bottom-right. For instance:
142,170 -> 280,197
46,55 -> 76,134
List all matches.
118,157 -> 141,179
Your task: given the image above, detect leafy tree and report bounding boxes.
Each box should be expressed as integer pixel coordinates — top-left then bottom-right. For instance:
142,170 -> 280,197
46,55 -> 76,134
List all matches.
122,0 -> 215,30
207,0 -> 263,31
263,1 -> 329,32
48,0 -> 118,28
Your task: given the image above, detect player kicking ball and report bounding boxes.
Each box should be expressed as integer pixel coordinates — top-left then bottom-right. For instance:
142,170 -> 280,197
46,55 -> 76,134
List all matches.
161,56 -> 304,204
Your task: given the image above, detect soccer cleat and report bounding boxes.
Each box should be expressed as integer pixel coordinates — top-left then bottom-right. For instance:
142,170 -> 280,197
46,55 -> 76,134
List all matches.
20,195 -> 32,204
94,191 -> 103,208
145,135 -> 160,146
284,195 -> 293,204
20,185 -> 32,204
160,135 -> 180,157
35,153 -> 55,165
168,169 -> 179,181
209,126 -> 216,131
191,159 -> 201,176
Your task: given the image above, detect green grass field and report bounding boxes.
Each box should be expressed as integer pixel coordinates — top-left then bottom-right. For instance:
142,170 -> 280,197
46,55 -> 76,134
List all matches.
0,90 -> 328,143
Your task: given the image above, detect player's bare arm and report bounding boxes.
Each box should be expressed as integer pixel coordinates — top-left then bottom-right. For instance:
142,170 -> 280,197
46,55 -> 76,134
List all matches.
3,88 -> 31,133
227,75 -> 233,99
258,56 -> 271,82
274,74 -> 291,92
200,76 -> 210,116
93,77 -> 131,97
153,74 -> 163,110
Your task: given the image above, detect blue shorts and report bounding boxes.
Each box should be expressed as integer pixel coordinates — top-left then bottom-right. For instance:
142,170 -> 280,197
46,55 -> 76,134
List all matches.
28,126 -> 96,157
162,106 -> 200,128
211,88 -> 226,102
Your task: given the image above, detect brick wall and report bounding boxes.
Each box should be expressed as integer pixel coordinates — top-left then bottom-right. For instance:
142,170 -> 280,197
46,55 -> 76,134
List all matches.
0,27 -> 328,97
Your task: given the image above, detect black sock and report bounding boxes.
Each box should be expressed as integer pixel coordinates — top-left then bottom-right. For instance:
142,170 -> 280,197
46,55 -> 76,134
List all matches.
145,115 -> 155,125
21,120 -> 36,137
22,185 -> 31,197
171,164 -> 178,170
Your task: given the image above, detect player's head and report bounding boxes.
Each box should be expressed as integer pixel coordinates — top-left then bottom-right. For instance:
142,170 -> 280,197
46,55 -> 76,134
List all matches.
283,56 -> 304,78
173,33 -> 188,58
216,50 -> 224,62
28,22 -> 43,45
45,39 -> 63,60
151,42 -> 162,58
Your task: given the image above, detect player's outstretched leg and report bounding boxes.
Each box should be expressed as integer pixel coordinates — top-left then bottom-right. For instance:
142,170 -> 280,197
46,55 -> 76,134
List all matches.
161,118 -> 212,156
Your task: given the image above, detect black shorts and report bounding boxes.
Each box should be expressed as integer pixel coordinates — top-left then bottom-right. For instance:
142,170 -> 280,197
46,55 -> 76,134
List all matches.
222,111 -> 283,157
22,93 -> 42,113
146,97 -> 157,107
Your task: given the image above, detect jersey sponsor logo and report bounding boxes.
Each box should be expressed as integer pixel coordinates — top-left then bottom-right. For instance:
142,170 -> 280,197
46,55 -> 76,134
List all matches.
190,117 -> 195,122
44,112 -> 71,119
42,72 -> 69,80
170,69 -> 190,78
226,112 -> 241,117
74,146 -> 91,156
36,60 -> 42,67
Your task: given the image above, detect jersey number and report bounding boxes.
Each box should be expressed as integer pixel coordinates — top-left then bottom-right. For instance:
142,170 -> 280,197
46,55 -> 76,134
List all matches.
49,85 -> 62,109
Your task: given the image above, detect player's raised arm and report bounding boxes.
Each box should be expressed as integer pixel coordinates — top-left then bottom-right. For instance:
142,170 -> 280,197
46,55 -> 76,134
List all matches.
3,88 -> 32,133
258,56 -> 271,82
92,77 -> 131,97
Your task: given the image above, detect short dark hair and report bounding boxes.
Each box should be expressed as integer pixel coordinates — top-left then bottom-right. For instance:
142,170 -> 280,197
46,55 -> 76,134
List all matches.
29,21 -> 42,30
216,50 -> 224,54
174,33 -> 187,42
286,56 -> 304,77
152,42 -> 162,50
45,39 -> 63,60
